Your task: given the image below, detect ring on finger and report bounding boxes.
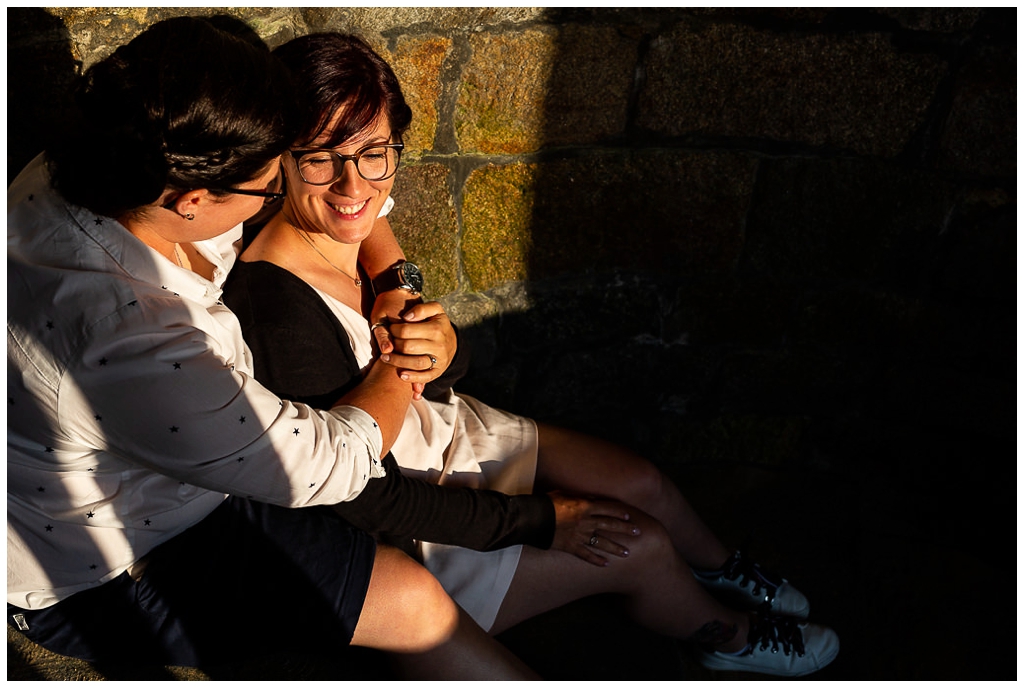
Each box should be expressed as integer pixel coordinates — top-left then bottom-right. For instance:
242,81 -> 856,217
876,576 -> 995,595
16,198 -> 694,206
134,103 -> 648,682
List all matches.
371,321 -> 388,332
428,354 -> 437,370
589,535 -> 599,547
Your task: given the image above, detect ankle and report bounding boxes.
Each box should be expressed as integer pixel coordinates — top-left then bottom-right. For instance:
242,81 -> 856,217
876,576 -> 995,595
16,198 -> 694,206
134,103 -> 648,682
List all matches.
689,614 -> 749,654
718,614 -> 750,653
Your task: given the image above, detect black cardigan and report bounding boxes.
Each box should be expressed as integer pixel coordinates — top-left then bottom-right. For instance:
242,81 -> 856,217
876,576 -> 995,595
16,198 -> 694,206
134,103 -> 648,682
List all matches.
222,260 -> 555,554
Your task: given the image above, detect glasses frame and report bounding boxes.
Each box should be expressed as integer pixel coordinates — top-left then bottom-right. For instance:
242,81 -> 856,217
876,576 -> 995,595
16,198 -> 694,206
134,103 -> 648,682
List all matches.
289,142 -> 405,186
209,186 -> 286,203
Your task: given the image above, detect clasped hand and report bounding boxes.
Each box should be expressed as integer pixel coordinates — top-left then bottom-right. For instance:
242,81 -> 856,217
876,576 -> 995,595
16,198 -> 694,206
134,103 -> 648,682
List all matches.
370,289 -> 457,400
549,491 -> 641,567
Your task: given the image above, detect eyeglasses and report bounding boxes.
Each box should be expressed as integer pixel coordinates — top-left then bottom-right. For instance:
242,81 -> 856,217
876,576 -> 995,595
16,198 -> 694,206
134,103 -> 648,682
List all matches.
210,186 -> 286,205
290,143 -> 404,186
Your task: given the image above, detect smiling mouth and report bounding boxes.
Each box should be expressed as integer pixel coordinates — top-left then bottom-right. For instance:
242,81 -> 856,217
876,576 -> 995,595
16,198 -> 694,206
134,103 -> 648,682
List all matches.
327,199 -> 368,216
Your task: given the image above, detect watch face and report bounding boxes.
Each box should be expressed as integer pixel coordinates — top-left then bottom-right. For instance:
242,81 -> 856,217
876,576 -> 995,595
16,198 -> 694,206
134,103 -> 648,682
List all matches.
402,262 -> 424,292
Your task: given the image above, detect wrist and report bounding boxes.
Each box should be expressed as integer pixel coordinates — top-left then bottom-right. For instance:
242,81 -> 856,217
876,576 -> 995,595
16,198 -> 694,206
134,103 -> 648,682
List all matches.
372,260 -> 423,296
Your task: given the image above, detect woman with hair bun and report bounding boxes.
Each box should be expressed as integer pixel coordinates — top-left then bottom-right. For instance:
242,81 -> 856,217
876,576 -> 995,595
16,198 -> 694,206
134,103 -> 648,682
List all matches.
7,16 -> 535,679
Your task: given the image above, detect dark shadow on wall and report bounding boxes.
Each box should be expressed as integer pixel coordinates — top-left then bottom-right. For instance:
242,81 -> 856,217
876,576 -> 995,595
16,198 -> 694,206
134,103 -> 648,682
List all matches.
454,7 -> 1016,681
7,8 -> 80,186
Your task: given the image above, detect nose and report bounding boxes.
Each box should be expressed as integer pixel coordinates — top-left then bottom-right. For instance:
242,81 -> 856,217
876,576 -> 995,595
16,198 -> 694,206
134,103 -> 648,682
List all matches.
329,159 -> 367,197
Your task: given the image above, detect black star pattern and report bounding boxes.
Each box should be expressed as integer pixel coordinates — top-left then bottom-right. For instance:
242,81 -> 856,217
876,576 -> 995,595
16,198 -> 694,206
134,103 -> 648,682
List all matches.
99,357 -> 108,366
45,524 -> 53,532
45,321 -> 54,330
94,414 -> 102,421
173,362 -> 181,370
239,416 -> 246,424
373,422 -> 378,428
94,218 -> 103,225
89,564 -> 98,569
37,486 -> 45,492
128,301 -> 137,306
86,511 -> 95,519
45,447 -> 54,453
309,482 -> 315,488
170,426 -> 179,433
293,428 -> 300,436
237,456 -> 245,463
87,467 -> 95,472
162,286 -> 168,290
144,519 -> 151,526
230,365 -> 235,371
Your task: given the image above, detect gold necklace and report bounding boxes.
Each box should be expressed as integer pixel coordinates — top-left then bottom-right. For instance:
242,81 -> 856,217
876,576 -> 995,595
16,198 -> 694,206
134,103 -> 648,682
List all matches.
291,224 -> 362,286
172,244 -> 184,268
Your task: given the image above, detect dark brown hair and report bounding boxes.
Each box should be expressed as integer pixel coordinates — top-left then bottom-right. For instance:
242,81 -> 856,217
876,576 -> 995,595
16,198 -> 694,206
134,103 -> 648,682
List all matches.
272,33 -> 412,148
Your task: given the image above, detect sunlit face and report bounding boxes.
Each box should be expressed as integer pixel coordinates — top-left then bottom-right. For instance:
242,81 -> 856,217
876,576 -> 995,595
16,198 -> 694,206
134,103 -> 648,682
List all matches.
282,110 -> 395,246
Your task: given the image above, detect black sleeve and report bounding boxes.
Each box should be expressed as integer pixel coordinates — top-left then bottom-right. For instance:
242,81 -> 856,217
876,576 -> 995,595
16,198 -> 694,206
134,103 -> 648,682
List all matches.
222,261 -> 556,552
335,453 -> 555,554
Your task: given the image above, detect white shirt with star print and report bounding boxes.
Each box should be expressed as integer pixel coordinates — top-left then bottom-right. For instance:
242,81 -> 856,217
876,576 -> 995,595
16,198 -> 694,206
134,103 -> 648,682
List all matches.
7,155 -> 386,610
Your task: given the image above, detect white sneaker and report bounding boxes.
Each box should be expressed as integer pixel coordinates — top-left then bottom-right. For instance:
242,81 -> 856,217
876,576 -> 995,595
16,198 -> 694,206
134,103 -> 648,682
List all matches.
693,550 -> 811,619
699,614 -> 840,677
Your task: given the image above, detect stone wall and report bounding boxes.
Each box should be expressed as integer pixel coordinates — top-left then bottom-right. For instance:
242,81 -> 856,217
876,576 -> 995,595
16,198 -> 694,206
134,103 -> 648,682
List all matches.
7,7 -> 1016,678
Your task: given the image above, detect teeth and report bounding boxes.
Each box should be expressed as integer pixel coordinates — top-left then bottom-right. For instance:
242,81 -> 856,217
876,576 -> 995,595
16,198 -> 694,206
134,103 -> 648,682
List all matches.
328,199 -> 367,215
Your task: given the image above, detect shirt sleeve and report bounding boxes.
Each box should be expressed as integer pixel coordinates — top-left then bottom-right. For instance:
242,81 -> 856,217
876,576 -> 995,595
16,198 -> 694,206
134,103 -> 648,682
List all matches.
335,452 -> 555,552
57,294 -> 385,507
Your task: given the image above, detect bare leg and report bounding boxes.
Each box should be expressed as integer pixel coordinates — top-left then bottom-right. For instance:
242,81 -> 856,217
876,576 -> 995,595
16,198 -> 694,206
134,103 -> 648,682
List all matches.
352,544 -> 539,680
535,422 -> 731,571
490,508 -> 748,653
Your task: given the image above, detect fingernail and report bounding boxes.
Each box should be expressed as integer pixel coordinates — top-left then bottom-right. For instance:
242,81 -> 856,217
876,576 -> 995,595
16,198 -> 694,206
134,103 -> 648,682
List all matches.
632,527 -> 640,535
622,549 -> 629,557
381,354 -> 390,362
400,373 -> 410,380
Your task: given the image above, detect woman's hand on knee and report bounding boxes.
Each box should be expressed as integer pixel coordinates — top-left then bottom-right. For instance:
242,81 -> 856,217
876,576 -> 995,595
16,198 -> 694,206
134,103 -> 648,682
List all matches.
548,491 -> 641,567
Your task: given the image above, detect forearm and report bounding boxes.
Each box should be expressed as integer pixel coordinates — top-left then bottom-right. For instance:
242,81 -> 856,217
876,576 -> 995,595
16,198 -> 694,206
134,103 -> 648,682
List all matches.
334,454 -> 557,551
333,358 -> 412,455
358,216 -> 405,281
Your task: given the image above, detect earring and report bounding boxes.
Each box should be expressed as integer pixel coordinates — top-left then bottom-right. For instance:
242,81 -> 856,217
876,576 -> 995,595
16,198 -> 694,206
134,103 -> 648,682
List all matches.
184,213 -> 195,221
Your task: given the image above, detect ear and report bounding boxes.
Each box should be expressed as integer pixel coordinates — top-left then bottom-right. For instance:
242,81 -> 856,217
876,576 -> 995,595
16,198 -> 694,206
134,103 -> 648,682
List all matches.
161,189 -> 209,218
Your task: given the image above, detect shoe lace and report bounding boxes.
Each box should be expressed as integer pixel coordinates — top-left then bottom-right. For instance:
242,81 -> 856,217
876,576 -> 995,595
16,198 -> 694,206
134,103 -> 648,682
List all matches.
746,614 -> 806,657
722,551 -> 783,603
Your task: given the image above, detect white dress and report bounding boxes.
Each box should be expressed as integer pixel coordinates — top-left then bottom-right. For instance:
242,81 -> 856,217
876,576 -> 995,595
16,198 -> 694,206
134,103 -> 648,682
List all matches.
312,287 -> 539,631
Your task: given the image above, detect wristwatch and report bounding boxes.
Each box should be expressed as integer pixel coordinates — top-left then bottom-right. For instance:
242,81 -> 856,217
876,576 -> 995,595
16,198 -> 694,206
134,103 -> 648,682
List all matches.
372,260 -> 424,296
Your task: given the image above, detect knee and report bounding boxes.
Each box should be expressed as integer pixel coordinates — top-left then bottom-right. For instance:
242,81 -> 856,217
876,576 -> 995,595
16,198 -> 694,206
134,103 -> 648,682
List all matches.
622,457 -> 670,506
395,566 -> 461,652
617,510 -> 676,571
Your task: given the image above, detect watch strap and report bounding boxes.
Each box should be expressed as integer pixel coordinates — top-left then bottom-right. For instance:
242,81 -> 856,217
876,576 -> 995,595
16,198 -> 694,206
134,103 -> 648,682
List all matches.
372,261 -> 419,296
